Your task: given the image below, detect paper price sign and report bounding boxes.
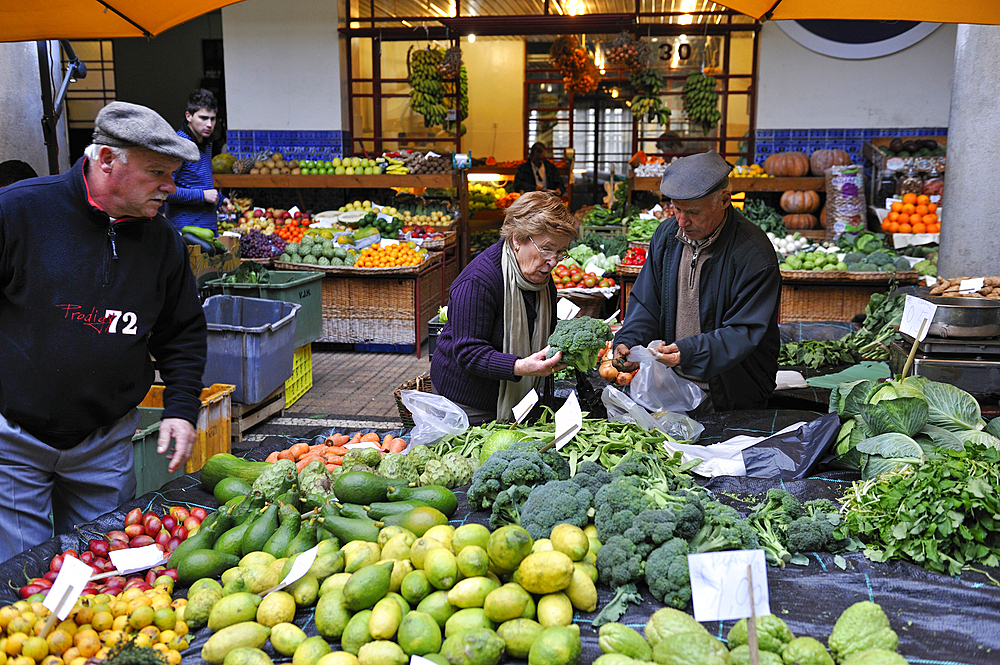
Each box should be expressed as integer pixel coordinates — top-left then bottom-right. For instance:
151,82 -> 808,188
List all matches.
512,389 -> 538,424
267,544 -> 321,595
556,297 -> 581,320
960,277 -> 985,294
688,549 -> 770,622
109,545 -> 167,575
44,555 -> 94,620
553,391 -> 582,450
900,295 -> 937,341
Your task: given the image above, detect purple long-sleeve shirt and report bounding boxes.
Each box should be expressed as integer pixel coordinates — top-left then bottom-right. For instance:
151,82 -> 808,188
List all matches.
430,241 -> 556,412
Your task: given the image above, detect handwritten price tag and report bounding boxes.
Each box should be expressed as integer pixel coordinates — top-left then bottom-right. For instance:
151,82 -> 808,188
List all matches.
44,555 -> 93,620
900,295 -> 937,342
688,549 -> 769,622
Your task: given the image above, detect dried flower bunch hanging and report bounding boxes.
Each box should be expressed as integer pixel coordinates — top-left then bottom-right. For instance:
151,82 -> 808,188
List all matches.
604,32 -> 651,72
549,35 -> 600,94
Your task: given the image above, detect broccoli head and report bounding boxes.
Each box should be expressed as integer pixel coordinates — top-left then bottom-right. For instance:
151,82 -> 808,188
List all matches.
689,502 -> 759,553
624,509 -> 682,557
747,488 -> 804,566
650,489 -> 706,541
545,316 -> 614,373
467,441 -> 564,511
595,535 -> 645,590
569,460 -> 612,495
645,538 -> 693,609
519,479 -> 593,540
489,484 -> 532,531
594,476 -> 650,544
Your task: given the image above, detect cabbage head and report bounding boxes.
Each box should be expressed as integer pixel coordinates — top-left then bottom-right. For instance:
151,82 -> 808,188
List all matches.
861,396 -> 928,438
857,432 -> 923,480
907,376 -> 984,432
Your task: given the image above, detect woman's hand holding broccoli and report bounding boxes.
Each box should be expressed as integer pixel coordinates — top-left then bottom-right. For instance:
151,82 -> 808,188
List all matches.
514,346 -> 563,377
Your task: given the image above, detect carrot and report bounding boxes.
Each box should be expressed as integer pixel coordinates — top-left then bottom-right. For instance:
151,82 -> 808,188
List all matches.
327,446 -> 349,456
277,449 -> 296,462
288,442 -> 310,460
325,463 -> 340,473
324,454 -> 345,465
326,433 -> 349,447
360,432 -> 381,444
349,432 -> 362,444
308,443 -> 329,455
296,454 -> 324,472
265,451 -> 280,463
382,433 -> 394,449
388,438 -> 407,453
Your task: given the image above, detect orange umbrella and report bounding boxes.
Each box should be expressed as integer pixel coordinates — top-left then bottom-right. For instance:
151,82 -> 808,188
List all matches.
0,0 -> 247,42
711,0 -> 1000,24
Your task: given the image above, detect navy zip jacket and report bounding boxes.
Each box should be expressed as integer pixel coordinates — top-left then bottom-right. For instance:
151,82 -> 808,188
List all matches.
164,126 -> 217,232
0,158 -> 207,448
614,206 -> 781,410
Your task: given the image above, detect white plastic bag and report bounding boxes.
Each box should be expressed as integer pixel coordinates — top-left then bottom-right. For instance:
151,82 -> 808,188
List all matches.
628,341 -> 706,414
400,390 -> 469,447
602,386 -> 704,443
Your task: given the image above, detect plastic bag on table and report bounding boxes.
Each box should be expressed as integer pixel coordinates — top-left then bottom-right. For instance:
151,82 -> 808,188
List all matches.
742,412 -> 842,479
627,341 -> 706,414
400,390 -> 469,448
602,385 -> 704,443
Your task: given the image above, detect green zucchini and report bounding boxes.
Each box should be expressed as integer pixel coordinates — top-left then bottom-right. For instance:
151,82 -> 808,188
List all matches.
181,225 -> 216,241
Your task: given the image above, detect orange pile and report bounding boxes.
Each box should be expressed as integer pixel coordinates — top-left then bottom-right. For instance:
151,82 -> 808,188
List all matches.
356,243 -> 424,268
882,193 -> 940,234
275,223 -> 308,243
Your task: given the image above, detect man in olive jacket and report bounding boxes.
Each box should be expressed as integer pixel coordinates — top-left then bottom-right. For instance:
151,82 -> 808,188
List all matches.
613,151 -> 781,412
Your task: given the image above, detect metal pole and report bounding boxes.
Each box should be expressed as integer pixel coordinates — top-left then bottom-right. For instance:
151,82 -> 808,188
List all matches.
36,41 -> 60,176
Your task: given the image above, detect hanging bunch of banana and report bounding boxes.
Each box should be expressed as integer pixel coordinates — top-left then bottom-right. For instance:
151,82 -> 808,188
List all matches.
409,47 -> 447,127
442,65 -> 469,135
683,72 -> 721,135
629,67 -> 670,127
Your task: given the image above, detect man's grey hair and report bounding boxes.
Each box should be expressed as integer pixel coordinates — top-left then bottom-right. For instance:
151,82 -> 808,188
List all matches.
84,143 -> 129,164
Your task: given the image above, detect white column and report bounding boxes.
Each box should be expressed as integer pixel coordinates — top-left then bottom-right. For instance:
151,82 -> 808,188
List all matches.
939,25 -> 1000,277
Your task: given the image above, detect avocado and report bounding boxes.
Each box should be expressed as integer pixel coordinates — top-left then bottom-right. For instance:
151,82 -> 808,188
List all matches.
334,470 -> 397,505
386,485 -> 459,518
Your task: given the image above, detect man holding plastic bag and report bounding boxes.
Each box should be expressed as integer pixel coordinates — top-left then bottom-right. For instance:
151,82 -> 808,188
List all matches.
613,151 -> 781,414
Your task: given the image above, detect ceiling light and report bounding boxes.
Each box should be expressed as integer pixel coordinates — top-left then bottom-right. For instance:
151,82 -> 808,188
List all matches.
468,33 -> 476,42
611,88 -> 619,98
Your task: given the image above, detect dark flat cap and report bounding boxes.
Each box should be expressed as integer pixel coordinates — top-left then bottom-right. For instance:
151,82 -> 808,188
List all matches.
659,150 -> 733,200
93,101 -> 199,162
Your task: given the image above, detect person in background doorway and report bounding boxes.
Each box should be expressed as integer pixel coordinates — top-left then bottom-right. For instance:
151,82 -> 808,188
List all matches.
164,88 -> 229,232
0,101 -> 207,563
0,160 -> 38,189
513,142 -> 565,196
612,151 -> 781,414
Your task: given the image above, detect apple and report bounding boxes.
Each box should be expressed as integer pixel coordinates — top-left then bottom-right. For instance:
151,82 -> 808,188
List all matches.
252,209 -> 264,218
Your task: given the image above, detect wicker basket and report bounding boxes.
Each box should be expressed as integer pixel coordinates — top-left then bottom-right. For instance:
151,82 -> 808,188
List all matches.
779,270 -> 918,323
421,230 -> 457,251
275,252 -> 442,276
394,373 -> 433,427
780,269 -> 920,283
616,263 -> 643,276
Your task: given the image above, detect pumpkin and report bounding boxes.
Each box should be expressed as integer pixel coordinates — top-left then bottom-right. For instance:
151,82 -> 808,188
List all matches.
783,213 -> 818,230
780,190 -> 821,214
763,151 -> 810,177
819,205 -> 827,228
809,148 -> 852,176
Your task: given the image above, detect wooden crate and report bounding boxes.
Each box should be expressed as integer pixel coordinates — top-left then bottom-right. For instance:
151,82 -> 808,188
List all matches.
232,386 -> 285,443
138,383 -> 235,474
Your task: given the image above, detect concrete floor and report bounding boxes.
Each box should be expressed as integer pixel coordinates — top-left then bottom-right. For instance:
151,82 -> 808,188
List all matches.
285,344 -> 431,421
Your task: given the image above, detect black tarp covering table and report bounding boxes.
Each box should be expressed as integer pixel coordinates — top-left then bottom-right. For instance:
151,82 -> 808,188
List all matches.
0,411 -> 997,664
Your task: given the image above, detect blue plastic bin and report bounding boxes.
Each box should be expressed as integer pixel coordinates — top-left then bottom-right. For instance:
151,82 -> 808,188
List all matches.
202,295 -> 301,404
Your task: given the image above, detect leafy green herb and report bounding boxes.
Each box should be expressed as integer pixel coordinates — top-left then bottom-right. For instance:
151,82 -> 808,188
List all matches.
741,198 -> 786,236
778,339 -> 857,369
839,443 -> 1000,576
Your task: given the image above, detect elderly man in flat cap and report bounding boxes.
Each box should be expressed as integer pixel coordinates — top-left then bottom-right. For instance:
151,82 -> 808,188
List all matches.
0,101 -> 207,562
613,151 -> 781,414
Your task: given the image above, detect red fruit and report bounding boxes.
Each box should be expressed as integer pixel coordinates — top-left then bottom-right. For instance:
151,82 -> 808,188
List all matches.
104,576 -> 127,589
129,535 -> 155,548
89,538 -> 110,558
124,508 -> 144,527
606,278 -> 616,287
143,515 -> 163,538
162,569 -> 179,582
109,540 -> 129,551
89,564 -> 101,575
145,569 -> 159,586
80,551 -> 95,564
124,578 -> 149,591
62,550 -> 79,559
20,584 -> 46,599
166,537 -> 182,552
160,515 -> 177,533
598,279 -> 610,288
154,530 -> 171,549
49,554 -> 64,573
30,577 -> 52,590
43,570 -> 59,583
171,525 -> 188,541
183,517 -> 201,532
107,530 -> 128,542
124,524 -> 145,539
190,507 -> 208,522
169,507 -> 190,522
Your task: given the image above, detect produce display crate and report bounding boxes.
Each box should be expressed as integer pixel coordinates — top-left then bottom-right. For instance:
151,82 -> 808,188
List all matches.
779,270 -> 919,323
315,258 -> 443,357
580,224 -> 627,239
427,315 -> 446,361
420,230 -> 457,251
136,383 -> 236,479
275,250 -> 441,275
202,295 -> 301,404
616,263 -> 643,276
394,373 -> 433,428
203,271 -> 323,349
232,386 -> 285,443
285,343 -> 313,408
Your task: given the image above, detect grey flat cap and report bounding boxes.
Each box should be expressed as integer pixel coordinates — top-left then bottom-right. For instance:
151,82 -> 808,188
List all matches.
93,101 -> 199,162
659,150 -> 733,201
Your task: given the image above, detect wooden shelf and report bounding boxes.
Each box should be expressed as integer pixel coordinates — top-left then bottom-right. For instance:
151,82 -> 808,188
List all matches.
632,176 -> 825,193
213,173 -> 457,189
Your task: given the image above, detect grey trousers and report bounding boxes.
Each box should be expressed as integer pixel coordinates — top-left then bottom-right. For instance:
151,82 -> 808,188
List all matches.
0,409 -> 140,564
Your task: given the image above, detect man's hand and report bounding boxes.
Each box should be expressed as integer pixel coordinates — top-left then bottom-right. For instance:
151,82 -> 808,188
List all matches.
157,418 -> 195,473
514,346 -> 563,377
553,188 -> 563,196
204,189 -> 220,205
612,343 -> 638,373
654,342 -> 682,368
535,185 -> 545,192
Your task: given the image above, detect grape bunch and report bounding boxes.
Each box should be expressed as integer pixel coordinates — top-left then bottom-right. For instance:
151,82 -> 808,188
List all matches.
240,229 -> 287,258
683,73 -> 721,135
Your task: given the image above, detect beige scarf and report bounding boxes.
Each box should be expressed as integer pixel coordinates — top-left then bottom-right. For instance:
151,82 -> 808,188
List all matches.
497,240 -> 552,421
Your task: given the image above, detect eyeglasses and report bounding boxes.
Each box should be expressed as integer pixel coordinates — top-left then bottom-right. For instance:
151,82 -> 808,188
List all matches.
528,236 -> 569,262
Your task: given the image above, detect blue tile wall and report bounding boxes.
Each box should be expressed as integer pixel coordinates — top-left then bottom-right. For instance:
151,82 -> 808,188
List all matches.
753,127 -> 947,166
224,130 -> 351,160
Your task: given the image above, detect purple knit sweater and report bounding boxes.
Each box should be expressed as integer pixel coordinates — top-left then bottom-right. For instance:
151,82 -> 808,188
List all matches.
430,241 -> 557,412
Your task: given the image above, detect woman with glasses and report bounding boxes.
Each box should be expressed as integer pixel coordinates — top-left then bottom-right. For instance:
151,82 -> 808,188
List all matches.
430,192 -> 578,424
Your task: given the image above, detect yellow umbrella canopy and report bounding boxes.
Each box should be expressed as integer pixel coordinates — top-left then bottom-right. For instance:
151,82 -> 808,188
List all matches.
0,0 -> 246,42
714,0 -> 1000,24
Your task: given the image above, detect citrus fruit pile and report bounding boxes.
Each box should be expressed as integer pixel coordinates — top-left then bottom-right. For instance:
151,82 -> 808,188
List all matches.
355,243 -> 426,268
882,193 -> 940,234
